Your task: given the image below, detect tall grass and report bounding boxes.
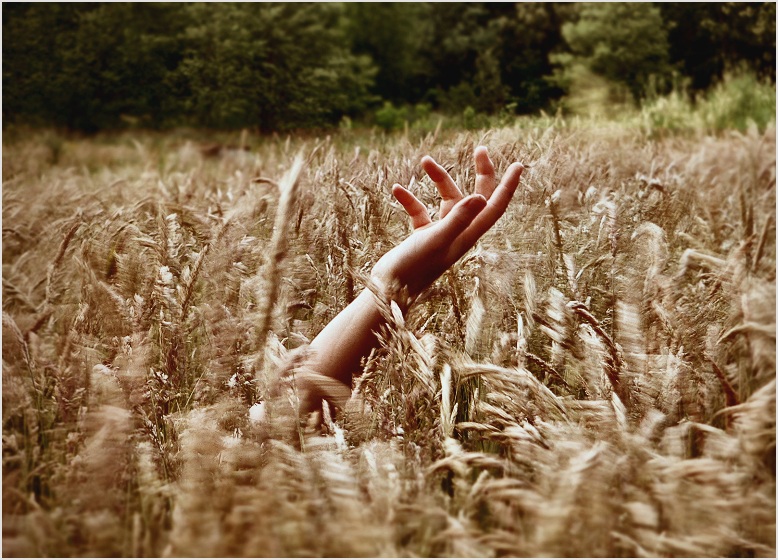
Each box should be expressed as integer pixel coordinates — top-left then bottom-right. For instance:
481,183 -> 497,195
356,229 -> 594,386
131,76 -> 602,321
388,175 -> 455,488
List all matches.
2,117 -> 775,556
640,71 -> 776,135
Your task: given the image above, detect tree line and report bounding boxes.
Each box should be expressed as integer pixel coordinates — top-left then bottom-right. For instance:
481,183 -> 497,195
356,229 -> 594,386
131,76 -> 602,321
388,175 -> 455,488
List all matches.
3,2 -> 775,132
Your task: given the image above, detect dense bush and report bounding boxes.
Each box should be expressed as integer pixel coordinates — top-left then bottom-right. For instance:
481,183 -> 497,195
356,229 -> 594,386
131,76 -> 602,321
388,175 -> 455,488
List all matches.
640,71 -> 777,134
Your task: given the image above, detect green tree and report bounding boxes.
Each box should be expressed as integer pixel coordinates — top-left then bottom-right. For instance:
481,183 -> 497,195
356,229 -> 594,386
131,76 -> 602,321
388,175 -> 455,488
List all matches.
554,3 -> 673,101
7,1 -> 772,131
3,3 -> 375,131
659,2 -> 776,91
3,3 -> 86,127
419,3 -> 566,115
342,3 -> 430,105
63,3 -> 185,129
3,3 -> 184,130
498,3 -> 566,113
420,3 -> 511,114
171,3 -> 375,131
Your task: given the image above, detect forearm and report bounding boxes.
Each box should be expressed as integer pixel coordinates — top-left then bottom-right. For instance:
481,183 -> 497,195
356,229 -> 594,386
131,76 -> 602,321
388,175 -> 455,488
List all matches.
305,287 -> 386,390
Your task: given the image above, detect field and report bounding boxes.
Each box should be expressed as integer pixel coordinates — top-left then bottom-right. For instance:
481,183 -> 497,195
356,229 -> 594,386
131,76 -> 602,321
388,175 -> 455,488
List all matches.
2,121 -> 776,557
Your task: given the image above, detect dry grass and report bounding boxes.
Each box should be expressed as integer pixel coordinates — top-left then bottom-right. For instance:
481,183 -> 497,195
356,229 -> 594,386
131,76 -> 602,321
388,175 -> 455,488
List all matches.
2,122 -> 775,557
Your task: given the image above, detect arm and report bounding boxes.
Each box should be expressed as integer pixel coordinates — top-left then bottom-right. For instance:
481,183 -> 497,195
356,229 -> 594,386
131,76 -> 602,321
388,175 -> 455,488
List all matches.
292,146 -> 524,414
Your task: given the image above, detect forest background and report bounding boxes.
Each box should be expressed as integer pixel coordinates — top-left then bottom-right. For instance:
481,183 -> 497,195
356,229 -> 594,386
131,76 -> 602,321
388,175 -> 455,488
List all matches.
3,2 -> 776,133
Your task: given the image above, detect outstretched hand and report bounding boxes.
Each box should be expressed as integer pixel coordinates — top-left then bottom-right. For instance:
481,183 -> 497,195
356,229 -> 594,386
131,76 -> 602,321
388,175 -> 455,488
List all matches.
283,146 -> 524,419
372,146 -> 524,299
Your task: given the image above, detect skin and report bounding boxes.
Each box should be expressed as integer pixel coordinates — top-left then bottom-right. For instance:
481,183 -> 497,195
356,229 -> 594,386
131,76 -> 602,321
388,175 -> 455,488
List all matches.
290,146 -> 524,415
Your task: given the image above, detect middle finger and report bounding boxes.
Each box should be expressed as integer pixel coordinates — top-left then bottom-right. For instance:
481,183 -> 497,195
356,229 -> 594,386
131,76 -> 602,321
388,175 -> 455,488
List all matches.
474,146 -> 496,199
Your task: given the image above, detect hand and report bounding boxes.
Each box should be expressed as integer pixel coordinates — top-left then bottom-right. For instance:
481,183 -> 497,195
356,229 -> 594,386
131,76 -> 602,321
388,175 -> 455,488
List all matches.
372,146 -> 524,300
279,147 -> 523,421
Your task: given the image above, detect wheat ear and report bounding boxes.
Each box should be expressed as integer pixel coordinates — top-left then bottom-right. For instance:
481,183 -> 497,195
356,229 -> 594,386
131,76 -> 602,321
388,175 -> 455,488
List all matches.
255,153 -> 305,372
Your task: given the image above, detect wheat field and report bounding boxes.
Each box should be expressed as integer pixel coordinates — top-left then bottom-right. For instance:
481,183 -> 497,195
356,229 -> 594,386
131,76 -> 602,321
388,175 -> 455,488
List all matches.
2,122 -> 775,557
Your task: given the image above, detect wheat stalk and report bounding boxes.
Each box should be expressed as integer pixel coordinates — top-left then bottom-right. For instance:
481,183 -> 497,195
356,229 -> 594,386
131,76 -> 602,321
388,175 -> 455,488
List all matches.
255,153 -> 305,373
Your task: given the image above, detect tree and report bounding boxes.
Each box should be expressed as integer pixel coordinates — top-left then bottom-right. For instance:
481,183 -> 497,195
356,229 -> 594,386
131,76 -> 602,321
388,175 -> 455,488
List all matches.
3,3 -> 86,127
3,3 -> 375,131
416,3 -> 567,115
3,2 -> 773,131
554,3 -> 673,101
342,3 -> 430,105
170,3 -> 376,131
63,3 -> 185,129
4,3 -> 186,130
659,2 -> 776,91
422,3 -> 503,112
497,3 -> 566,113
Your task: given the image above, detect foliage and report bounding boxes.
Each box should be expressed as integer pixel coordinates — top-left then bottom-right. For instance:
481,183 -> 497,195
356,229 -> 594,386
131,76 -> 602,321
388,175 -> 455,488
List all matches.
700,70 -> 778,132
2,3 -> 184,130
342,3 -> 431,105
659,2 -> 776,90
169,3 -> 376,131
2,3 -> 376,131
640,71 -> 777,134
2,2 -> 775,131
499,2 -> 567,113
553,3 -> 673,102
374,102 -> 409,132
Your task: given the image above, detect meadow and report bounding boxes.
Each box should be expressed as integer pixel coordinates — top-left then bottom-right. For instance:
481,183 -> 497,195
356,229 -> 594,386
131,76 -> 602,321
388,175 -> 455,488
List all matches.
2,115 -> 775,556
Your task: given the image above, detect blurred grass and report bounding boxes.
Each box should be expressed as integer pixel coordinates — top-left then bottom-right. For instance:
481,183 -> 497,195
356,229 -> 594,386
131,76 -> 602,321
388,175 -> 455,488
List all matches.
2,97 -> 775,557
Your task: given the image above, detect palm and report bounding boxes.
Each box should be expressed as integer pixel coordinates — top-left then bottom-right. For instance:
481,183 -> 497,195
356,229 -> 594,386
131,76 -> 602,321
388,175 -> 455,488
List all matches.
373,147 -> 524,299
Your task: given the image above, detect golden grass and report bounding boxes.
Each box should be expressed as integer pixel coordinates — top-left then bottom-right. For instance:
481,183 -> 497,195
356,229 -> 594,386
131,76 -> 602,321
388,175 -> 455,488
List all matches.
2,123 -> 775,557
